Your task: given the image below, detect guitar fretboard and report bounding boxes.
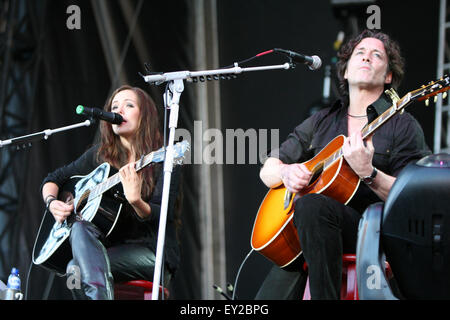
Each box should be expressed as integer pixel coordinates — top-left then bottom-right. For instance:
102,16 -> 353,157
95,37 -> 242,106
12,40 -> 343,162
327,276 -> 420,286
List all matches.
322,94 -> 411,171
80,140 -> 188,202
87,153 -> 155,201
361,94 -> 410,140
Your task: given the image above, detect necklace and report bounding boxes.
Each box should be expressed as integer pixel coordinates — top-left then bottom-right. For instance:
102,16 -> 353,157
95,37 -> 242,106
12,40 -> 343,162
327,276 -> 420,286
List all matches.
347,113 -> 367,119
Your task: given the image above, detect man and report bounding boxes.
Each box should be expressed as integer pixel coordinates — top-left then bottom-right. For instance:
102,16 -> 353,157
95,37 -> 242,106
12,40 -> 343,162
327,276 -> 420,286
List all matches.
256,29 -> 431,299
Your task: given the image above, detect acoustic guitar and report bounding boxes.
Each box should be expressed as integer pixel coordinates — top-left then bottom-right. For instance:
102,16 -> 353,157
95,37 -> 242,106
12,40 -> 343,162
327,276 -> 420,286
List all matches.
251,77 -> 450,268
32,140 -> 189,275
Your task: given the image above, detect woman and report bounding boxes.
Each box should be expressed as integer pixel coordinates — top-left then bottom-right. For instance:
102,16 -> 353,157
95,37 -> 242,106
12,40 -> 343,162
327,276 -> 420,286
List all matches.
41,85 -> 181,299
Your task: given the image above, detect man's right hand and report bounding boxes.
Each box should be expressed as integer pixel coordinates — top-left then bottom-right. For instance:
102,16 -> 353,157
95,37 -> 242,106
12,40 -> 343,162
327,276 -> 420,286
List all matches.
49,200 -> 74,224
279,163 -> 312,193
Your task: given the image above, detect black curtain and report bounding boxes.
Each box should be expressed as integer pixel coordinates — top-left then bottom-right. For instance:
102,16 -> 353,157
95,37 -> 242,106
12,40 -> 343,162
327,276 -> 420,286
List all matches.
7,0 -> 440,301
15,0 -> 200,299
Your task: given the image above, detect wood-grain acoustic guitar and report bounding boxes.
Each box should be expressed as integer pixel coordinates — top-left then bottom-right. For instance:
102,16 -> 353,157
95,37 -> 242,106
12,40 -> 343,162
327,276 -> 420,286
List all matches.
251,77 -> 450,268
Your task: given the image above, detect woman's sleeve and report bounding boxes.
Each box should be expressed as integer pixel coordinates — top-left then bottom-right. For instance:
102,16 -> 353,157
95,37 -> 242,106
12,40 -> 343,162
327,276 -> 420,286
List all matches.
39,145 -> 99,194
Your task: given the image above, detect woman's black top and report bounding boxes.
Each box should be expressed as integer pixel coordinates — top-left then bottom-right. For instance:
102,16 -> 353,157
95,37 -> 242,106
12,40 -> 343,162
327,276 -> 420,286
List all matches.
41,145 -> 181,274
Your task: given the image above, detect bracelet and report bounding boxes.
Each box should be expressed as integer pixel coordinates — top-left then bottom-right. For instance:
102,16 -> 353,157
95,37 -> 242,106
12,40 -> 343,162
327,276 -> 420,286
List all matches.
45,195 -> 57,211
44,194 -> 56,203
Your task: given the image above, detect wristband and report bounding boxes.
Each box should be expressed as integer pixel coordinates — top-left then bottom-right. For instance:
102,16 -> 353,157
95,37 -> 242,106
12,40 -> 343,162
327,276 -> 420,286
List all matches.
361,167 -> 378,185
45,195 -> 57,211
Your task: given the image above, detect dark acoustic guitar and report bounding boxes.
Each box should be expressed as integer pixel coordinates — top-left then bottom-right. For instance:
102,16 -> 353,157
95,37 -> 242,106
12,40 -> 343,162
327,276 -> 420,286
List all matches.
33,140 -> 189,275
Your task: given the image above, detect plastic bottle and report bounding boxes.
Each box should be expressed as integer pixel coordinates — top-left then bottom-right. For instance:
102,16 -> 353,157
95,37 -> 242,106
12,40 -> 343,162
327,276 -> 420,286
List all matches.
5,267 -> 22,300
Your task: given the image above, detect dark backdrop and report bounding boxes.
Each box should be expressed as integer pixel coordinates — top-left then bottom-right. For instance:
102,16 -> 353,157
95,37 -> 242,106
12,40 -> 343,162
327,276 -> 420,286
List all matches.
16,0 -> 199,300
5,0 -> 439,300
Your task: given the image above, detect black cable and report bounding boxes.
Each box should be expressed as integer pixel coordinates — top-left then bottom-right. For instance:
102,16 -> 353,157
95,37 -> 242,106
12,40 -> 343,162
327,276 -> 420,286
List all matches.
213,284 -> 232,300
221,49 -> 275,69
232,249 -> 254,300
24,257 -> 33,300
25,206 -> 51,300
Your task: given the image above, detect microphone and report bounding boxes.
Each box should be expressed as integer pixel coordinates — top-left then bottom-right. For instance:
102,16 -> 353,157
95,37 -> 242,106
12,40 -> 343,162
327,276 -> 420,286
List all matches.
76,105 -> 124,125
274,48 -> 322,70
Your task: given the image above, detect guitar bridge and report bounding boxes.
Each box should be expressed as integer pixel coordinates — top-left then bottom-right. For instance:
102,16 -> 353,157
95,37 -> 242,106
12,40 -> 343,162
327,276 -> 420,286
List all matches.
113,190 -> 126,202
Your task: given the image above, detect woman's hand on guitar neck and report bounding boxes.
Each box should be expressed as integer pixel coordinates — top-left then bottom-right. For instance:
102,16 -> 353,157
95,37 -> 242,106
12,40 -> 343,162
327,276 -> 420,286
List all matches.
119,161 -> 143,205
119,161 -> 151,219
280,163 -> 312,193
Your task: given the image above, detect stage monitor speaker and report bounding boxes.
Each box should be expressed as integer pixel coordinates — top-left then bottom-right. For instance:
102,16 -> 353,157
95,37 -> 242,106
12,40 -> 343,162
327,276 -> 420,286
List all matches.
381,153 -> 450,299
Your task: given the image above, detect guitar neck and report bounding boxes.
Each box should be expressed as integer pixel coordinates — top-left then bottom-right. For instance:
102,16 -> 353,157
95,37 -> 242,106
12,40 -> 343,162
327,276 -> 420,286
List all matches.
89,152 -> 155,199
84,140 -> 188,201
321,76 -> 450,171
322,95 -> 411,170
361,94 -> 410,140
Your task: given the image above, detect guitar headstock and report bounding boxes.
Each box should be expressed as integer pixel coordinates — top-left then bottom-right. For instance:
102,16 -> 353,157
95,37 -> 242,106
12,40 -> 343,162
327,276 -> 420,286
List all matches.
410,75 -> 450,106
173,140 -> 190,165
150,140 -> 190,165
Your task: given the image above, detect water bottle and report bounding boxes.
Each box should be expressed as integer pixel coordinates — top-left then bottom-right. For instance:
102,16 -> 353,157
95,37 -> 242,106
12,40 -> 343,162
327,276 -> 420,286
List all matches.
5,267 -> 23,300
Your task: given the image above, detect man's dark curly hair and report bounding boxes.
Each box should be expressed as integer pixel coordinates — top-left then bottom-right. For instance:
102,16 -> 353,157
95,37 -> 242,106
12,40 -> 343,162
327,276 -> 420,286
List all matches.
335,29 -> 405,97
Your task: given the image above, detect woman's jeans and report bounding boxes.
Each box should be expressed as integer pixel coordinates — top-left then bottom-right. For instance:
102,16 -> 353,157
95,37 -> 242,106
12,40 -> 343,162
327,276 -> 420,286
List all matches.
66,220 -> 169,300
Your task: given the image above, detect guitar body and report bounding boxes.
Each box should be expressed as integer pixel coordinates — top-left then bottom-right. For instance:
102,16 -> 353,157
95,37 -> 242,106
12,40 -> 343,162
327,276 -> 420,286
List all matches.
32,163 -> 123,275
251,135 -> 361,268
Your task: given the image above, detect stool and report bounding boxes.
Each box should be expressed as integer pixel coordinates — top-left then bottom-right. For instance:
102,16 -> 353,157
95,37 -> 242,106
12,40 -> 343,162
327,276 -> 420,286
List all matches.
302,254 -> 392,300
114,280 -> 170,300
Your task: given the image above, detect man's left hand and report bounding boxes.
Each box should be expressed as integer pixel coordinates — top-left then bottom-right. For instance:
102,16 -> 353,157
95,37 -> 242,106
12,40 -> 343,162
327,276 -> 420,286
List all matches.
342,131 -> 374,178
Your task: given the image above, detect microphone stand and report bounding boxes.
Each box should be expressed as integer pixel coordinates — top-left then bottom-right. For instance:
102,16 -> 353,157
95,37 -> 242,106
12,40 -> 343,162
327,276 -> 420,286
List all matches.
0,120 -> 93,148
143,61 -> 294,300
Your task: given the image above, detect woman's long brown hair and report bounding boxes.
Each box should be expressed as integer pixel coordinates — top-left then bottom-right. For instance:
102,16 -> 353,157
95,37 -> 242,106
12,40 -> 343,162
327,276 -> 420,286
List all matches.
97,85 -> 163,199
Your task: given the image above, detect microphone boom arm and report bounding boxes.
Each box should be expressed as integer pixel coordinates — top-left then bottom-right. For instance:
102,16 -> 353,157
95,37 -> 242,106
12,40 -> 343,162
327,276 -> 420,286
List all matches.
0,120 -> 93,148
142,62 -> 293,85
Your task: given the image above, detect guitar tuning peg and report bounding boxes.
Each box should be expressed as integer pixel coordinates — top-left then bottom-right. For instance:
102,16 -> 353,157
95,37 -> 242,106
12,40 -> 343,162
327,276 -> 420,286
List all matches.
425,98 -> 430,106
434,95 -> 438,103
443,92 -> 448,99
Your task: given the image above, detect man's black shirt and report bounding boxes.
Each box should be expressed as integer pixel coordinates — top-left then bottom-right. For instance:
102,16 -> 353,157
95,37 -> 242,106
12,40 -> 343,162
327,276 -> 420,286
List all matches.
270,93 -> 431,213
